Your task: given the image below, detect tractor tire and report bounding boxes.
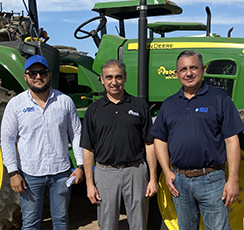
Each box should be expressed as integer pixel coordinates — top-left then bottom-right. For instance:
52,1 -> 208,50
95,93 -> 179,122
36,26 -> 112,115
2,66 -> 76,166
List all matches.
0,159 -> 22,230
0,83 -> 22,230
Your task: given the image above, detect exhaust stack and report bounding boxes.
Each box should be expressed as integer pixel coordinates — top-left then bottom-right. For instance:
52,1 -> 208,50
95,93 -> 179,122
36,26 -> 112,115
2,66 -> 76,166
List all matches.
137,0 -> 148,101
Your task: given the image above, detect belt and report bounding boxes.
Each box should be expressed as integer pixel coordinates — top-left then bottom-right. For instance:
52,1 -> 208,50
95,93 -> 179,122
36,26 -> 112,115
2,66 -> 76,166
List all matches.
172,164 -> 225,178
96,158 -> 144,169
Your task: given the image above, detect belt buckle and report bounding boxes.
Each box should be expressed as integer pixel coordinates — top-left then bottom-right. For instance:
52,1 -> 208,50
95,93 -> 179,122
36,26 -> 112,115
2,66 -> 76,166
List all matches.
115,159 -> 142,168
185,169 -> 202,178
115,163 -> 126,168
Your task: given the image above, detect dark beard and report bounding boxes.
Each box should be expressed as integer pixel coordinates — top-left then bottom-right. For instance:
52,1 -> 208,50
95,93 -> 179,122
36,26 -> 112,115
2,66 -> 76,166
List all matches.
27,81 -> 50,93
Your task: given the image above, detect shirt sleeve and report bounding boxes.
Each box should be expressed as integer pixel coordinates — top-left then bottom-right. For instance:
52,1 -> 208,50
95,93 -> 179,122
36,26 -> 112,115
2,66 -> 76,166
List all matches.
222,96 -> 244,138
67,97 -> 83,165
0,99 -> 19,173
142,103 -> 154,143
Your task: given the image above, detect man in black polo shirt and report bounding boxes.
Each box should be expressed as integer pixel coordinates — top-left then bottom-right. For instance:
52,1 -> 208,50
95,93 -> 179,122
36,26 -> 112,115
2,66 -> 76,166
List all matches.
150,50 -> 244,230
80,59 -> 158,230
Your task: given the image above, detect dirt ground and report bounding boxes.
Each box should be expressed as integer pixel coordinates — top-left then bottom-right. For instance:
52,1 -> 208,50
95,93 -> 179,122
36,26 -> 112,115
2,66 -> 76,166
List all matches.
41,195 -> 129,230
40,182 -> 129,230
40,182 -> 168,230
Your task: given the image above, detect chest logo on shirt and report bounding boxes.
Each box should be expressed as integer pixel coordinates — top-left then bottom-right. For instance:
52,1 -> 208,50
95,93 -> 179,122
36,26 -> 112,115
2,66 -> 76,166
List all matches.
195,107 -> 208,113
23,107 -> 35,113
128,110 -> 140,117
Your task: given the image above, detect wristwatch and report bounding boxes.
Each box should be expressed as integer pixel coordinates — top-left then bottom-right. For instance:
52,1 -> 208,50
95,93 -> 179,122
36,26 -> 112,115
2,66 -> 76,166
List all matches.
8,171 -> 20,178
77,165 -> 84,171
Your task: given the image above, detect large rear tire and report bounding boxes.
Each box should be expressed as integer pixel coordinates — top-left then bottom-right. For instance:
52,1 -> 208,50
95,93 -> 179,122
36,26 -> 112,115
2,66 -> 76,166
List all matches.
0,150 -> 22,230
0,83 -> 22,230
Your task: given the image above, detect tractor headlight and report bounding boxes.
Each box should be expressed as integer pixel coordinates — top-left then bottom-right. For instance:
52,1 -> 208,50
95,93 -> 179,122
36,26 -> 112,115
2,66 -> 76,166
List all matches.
21,43 -> 36,55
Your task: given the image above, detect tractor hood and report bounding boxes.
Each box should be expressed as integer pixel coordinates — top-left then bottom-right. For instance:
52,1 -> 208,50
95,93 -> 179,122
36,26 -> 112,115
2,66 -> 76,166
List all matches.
148,22 -> 207,34
92,0 -> 182,20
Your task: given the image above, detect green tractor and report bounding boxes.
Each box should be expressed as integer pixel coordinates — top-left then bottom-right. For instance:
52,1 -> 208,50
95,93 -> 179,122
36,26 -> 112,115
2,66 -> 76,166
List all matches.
1,0 -> 244,229
73,0 -> 244,229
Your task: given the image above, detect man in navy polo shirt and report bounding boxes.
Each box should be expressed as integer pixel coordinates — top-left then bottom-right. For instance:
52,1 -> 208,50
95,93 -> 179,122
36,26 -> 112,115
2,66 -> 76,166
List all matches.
81,59 -> 158,230
150,50 -> 244,230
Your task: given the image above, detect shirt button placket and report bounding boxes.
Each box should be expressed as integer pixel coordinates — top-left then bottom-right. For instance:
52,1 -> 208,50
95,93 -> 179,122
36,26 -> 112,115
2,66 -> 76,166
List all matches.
115,104 -> 118,115
43,113 -> 49,154
186,101 -> 190,114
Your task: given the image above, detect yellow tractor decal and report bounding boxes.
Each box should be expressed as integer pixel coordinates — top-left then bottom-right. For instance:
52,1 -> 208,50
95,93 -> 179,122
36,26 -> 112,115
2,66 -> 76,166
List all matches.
128,42 -> 244,50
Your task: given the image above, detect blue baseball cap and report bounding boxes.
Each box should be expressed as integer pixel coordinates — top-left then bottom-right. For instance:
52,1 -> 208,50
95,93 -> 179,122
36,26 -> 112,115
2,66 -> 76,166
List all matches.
24,55 -> 49,72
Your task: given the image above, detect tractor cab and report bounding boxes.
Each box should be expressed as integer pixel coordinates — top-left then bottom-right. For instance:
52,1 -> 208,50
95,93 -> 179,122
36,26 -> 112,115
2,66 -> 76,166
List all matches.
74,0 -> 186,105
74,0 -> 182,48
92,0 -> 182,38
74,0 -> 244,113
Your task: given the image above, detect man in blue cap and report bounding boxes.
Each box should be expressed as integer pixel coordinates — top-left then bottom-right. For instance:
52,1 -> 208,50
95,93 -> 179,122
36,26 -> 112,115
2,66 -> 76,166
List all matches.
1,55 -> 84,229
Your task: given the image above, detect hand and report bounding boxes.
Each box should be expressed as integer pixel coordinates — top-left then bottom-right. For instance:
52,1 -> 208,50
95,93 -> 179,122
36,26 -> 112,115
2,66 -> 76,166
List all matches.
69,168 -> 84,184
10,174 -> 27,193
222,179 -> 239,207
87,184 -> 101,204
165,171 -> 179,197
145,179 -> 158,197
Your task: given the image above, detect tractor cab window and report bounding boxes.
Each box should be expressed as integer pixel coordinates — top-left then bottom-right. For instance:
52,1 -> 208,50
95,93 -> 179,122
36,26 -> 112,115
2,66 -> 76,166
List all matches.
204,60 -> 236,97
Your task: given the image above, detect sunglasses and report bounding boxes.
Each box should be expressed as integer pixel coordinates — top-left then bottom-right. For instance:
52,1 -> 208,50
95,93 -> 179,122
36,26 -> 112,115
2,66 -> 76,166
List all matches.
25,70 -> 50,79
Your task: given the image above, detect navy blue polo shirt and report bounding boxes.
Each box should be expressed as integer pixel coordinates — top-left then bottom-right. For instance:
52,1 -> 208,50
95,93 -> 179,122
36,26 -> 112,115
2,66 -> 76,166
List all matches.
80,91 -> 153,165
150,82 -> 244,169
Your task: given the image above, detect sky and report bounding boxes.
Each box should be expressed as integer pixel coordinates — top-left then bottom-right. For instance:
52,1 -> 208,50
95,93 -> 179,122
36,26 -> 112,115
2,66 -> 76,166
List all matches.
1,0 -> 244,58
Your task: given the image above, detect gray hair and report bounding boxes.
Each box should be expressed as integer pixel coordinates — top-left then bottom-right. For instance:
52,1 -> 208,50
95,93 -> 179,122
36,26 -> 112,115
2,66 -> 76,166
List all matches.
101,59 -> 126,76
176,50 -> 204,69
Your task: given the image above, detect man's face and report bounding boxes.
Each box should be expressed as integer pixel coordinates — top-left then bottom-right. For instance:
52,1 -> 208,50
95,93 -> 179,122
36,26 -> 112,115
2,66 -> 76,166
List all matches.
24,63 -> 52,94
175,55 -> 206,91
100,65 -> 126,99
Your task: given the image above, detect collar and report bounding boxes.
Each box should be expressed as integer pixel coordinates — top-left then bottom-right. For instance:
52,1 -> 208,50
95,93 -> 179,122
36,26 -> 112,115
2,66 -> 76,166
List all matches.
27,87 -> 54,101
178,81 -> 209,99
102,90 -> 131,106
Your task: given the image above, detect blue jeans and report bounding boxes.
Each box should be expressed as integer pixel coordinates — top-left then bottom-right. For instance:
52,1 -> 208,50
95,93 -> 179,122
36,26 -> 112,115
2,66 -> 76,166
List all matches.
172,168 -> 230,230
19,170 -> 71,230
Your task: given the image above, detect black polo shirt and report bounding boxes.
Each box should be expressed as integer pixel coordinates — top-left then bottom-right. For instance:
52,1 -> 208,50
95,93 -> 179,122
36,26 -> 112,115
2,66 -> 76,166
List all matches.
150,82 -> 244,169
80,91 -> 153,165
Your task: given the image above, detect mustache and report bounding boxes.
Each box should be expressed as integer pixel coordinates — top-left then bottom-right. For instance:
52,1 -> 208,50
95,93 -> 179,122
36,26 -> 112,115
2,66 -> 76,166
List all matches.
185,75 -> 194,79
34,79 -> 44,84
